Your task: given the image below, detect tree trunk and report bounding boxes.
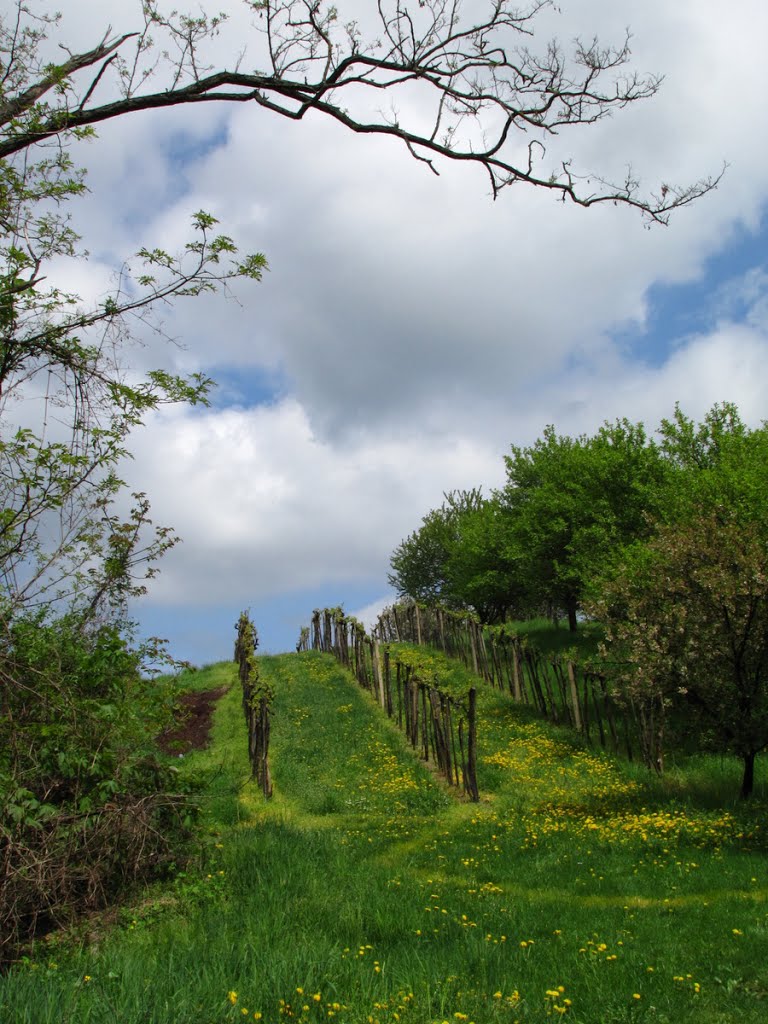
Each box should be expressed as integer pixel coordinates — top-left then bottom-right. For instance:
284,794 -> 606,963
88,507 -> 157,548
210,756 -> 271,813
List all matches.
567,601 -> 578,632
741,750 -> 756,799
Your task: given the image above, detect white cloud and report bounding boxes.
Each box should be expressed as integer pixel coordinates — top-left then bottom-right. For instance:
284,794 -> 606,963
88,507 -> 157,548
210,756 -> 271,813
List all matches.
349,594 -> 397,633
125,398 -> 504,607
16,0 -> 768,653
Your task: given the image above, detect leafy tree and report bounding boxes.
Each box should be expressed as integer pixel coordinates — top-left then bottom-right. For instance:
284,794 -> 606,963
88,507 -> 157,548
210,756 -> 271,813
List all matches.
500,420 -> 667,630
388,488 -> 483,607
443,496 -> 532,623
659,401 -> 748,472
590,510 -> 768,798
389,490 -> 532,622
656,402 -> 768,530
589,406 -> 768,796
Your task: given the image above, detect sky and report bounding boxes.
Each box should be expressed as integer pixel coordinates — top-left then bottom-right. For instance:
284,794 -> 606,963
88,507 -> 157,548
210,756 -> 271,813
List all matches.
27,0 -> 768,662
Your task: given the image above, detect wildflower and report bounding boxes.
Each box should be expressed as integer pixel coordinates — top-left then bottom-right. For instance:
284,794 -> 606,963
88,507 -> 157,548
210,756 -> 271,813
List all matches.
313,993 -> 322,1003
228,992 -> 239,1006
83,975 -> 92,983
632,994 -> 641,1001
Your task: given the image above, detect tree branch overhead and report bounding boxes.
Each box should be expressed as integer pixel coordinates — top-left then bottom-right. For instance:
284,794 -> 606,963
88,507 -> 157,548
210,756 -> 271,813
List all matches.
0,0 -> 720,222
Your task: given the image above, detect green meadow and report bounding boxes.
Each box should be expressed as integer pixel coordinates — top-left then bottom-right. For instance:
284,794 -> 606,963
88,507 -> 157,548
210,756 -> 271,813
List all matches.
2,650 -> 767,1024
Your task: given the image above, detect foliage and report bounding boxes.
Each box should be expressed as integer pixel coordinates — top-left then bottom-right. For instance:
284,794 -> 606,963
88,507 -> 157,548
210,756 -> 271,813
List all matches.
0,4 -> 266,956
388,488 -> 484,608
0,145 -> 265,614
0,612 -> 192,961
591,408 -> 768,798
500,419 -> 668,630
443,496 -> 532,623
391,420 -> 668,630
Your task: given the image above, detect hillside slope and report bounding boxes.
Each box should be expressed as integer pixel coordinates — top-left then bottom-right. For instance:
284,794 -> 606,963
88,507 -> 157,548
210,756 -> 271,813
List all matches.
2,651 -> 767,1023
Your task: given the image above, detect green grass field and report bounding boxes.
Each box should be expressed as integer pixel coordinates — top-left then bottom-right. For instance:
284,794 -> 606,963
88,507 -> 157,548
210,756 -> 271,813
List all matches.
2,651 -> 767,1024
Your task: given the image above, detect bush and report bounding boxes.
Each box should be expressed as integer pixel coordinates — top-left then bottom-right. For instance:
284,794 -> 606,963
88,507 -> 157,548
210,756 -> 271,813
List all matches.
0,612 -> 194,962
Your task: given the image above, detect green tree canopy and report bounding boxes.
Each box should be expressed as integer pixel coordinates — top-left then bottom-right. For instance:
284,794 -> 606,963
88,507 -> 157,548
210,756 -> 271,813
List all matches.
499,419 -> 668,629
388,488 -> 484,608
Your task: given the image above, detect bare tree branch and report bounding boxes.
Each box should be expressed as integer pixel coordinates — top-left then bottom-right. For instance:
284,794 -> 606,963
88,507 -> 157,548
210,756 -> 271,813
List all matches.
0,0 -> 721,223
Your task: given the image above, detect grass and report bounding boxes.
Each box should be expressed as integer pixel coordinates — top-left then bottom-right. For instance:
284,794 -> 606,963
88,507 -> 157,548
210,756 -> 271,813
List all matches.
507,617 -> 603,661
2,652 -> 767,1023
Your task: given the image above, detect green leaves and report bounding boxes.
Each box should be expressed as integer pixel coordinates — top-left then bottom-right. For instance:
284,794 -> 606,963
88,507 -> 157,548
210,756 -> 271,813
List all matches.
499,419 -> 668,629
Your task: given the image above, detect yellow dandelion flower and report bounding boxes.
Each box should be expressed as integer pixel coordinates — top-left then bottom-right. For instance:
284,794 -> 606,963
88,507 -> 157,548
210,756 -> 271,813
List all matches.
228,992 -> 238,1006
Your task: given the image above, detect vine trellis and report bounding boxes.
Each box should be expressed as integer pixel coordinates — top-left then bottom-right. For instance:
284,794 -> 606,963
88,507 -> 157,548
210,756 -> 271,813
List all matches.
298,608 -> 479,801
235,611 -> 273,797
374,601 -> 662,771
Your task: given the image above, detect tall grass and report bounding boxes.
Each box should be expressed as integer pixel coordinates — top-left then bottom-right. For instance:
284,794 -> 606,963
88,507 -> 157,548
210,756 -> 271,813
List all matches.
2,653 -> 766,1024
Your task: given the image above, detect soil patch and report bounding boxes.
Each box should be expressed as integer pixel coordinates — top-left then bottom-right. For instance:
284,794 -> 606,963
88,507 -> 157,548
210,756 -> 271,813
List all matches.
158,686 -> 230,755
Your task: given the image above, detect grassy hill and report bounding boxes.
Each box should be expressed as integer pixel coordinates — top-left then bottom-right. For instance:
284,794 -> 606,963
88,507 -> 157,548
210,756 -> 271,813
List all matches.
2,651 -> 767,1023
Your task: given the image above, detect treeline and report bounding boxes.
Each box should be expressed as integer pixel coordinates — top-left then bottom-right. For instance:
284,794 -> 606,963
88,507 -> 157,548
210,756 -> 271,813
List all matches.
389,403 -> 768,798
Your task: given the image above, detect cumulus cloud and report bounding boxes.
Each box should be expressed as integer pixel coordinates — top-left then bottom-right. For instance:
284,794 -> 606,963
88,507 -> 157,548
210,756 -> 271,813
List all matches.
23,0 -> 768,653
124,399 -> 505,608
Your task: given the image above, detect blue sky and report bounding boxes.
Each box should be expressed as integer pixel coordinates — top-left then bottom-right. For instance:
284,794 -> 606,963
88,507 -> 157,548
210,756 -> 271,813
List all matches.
617,217 -> 768,368
41,0 -> 768,665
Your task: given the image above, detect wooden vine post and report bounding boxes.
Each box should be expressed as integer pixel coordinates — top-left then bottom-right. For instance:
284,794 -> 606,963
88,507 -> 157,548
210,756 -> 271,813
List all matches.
235,611 -> 273,798
466,687 -> 479,802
